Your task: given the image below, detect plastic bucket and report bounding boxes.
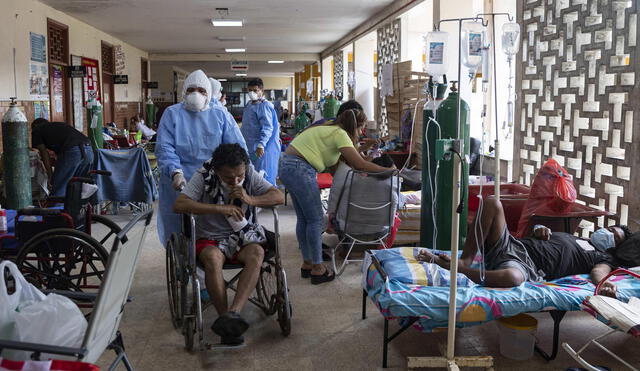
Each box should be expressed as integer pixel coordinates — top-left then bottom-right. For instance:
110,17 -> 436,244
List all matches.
497,314 -> 537,360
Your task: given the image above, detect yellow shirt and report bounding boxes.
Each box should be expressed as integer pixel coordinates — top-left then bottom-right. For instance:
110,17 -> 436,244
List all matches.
290,125 -> 354,172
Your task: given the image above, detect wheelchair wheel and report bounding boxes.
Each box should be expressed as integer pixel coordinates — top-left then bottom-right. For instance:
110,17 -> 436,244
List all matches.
276,267 -> 292,336
15,228 -> 108,294
166,234 -> 185,329
256,260 -> 278,315
90,215 -> 123,250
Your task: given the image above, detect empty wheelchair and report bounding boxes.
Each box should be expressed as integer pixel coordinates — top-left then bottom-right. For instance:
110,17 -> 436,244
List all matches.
166,207 -> 291,351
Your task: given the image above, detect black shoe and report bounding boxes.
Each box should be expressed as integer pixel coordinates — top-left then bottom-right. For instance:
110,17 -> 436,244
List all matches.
211,311 -> 250,338
311,268 -> 335,285
220,335 -> 244,346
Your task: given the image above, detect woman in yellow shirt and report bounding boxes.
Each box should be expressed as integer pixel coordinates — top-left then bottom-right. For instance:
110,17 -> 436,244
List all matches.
279,108 -> 393,284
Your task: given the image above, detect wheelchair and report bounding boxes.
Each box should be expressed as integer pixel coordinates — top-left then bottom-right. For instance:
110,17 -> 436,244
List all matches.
1,171 -> 122,299
166,207 -> 291,351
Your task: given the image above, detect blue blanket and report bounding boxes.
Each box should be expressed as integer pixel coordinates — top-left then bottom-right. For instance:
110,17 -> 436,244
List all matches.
96,148 -> 158,203
364,247 -> 640,332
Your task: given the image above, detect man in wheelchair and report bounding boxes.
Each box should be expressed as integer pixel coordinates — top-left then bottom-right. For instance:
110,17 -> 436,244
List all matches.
174,143 -> 284,345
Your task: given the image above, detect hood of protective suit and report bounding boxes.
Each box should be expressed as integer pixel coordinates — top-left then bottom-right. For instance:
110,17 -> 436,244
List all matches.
209,78 -> 223,100
182,70 -> 212,111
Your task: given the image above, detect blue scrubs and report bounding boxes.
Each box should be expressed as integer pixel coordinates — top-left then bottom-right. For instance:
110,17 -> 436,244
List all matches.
241,100 -> 281,185
155,102 -> 247,246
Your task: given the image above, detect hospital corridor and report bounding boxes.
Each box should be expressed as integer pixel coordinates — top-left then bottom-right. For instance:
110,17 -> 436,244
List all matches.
0,1 -> 639,370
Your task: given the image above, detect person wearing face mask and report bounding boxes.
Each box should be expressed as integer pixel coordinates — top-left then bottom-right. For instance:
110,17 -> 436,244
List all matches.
416,197 -> 634,297
279,108 -> 395,284
155,69 -> 247,247
174,143 -> 284,345
240,78 -> 281,185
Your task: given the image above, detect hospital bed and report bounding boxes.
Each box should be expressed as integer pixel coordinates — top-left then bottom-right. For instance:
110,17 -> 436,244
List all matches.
361,247 -> 640,368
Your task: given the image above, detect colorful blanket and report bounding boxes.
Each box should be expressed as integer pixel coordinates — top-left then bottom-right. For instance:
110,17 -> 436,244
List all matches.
364,247 -> 640,332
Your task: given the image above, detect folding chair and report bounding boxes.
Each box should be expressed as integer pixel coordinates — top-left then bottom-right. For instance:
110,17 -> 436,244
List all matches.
0,208 -> 154,371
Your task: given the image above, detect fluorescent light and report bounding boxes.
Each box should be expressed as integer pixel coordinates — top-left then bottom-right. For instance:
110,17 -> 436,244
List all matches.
211,19 -> 243,27
268,60 -> 284,64
235,73 -> 247,77
217,36 -> 246,41
225,48 -> 246,53
218,78 -> 227,82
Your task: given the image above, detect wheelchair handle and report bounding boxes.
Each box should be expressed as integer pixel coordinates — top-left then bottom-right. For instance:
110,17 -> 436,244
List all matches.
90,170 -> 112,176
70,177 -> 96,184
17,208 -> 62,216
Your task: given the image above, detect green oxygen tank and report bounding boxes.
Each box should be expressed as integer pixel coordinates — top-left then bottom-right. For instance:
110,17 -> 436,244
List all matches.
2,98 -> 32,209
429,82 -> 470,251
87,98 -> 104,149
322,95 -> 340,119
294,102 -> 310,134
420,82 -> 447,248
145,96 -> 157,127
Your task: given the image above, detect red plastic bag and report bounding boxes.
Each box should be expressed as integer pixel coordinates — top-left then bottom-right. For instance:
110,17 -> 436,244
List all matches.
516,159 -> 576,237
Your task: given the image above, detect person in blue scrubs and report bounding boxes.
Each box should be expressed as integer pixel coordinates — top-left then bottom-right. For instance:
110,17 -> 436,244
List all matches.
155,69 -> 247,246
240,78 -> 280,185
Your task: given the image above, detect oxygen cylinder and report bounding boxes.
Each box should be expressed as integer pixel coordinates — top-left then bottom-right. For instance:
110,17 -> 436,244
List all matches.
2,98 -> 32,209
87,98 -> 104,149
322,95 -> 340,119
145,96 -> 157,127
420,81 -> 447,248
294,110 -> 310,134
425,82 -> 470,251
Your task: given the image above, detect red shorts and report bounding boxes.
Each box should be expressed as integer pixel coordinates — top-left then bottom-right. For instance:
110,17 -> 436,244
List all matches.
195,239 -> 240,264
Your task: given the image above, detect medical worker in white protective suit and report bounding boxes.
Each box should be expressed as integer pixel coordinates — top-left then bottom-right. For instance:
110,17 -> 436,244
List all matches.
155,70 -> 247,246
209,77 -> 225,109
241,78 -> 281,185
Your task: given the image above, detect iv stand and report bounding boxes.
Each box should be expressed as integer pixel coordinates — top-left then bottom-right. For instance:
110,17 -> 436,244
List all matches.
407,17 -> 494,371
476,12 -> 514,199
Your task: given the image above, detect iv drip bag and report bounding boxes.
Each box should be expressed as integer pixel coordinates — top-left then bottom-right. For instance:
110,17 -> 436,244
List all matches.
424,31 -> 449,79
461,21 -> 484,69
501,22 -> 521,56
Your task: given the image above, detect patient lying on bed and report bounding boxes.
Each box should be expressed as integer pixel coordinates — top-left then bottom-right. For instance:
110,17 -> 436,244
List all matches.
417,197 -> 635,297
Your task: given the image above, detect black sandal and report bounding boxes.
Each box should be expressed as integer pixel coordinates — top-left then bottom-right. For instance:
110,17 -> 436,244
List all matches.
311,268 -> 335,285
301,268 -> 311,278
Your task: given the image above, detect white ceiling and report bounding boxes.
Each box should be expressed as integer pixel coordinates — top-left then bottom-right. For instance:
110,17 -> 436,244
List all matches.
39,0 -> 395,54
155,60 -> 308,78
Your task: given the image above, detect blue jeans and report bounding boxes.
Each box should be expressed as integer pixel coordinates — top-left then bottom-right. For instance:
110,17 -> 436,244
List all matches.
52,145 -> 94,197
278,153 -> 324,264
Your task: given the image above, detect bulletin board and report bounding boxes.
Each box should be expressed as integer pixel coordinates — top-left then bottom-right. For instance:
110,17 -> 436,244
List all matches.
81,57 -> 101,104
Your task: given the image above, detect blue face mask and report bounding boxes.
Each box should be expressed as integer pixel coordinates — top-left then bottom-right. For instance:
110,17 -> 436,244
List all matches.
591,228 -> 615,251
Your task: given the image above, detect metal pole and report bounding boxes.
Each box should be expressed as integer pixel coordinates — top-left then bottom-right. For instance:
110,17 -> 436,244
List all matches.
447,154 -> 462,361
491,13 -> 501,198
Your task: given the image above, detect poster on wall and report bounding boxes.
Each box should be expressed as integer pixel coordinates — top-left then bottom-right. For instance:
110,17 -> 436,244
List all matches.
51,65 -> 65,114
33,101 -> 50,120
29,62 -> 49,100
30,32 -> 46,63
71,55 -> 85,132
115,45 -> 126,74
81,57 -> 101,104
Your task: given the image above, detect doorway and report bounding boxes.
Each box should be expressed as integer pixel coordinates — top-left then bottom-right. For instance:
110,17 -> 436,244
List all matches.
47,18 -> 70,123
101,41 -> 115,124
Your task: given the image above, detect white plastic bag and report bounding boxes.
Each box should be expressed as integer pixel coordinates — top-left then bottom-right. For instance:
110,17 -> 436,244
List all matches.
0,261 -> 88,361
0,261 -> 46,342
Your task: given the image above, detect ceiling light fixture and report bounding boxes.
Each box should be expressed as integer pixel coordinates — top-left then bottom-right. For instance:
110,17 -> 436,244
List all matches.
218,78 -> 227,82
211,8 -> 243,27
268,60 -> 285,64
211,19 -> 243,27
235,73 -> 247,77
225,48 -> 246,53
217,36 -> 246,42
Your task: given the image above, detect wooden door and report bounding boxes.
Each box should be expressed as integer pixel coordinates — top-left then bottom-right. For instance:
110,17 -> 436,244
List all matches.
101,41 -> 115,125
47,18 -> 70,123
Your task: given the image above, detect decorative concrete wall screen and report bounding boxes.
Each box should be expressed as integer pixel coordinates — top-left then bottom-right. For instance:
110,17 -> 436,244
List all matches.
377,18 -> 401,137
515,0 -> 639,233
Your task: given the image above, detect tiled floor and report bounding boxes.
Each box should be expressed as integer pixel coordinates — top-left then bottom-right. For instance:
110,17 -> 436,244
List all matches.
96,204 -> 639,370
